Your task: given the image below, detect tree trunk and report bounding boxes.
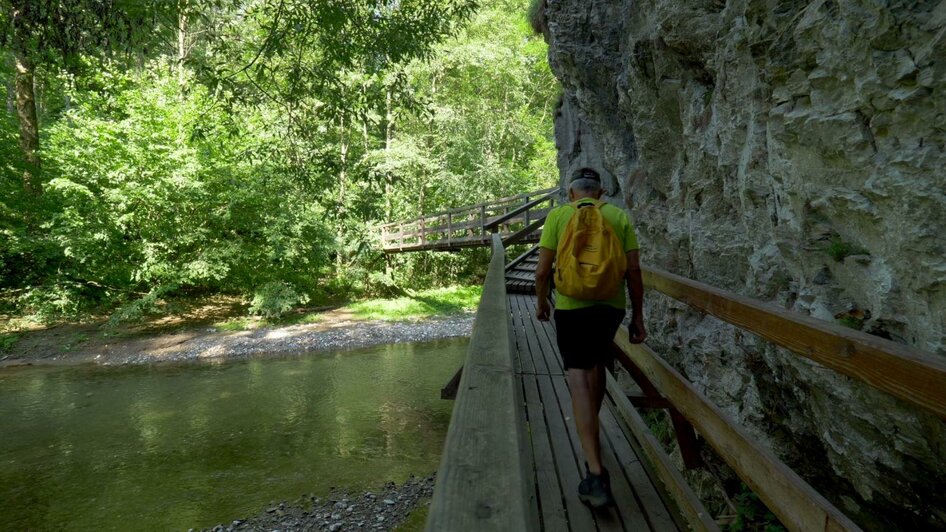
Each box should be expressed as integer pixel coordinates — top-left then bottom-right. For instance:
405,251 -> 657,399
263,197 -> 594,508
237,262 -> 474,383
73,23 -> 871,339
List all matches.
337,112 -> 349,273
384,87 -> 393,221
13,47 -> 41,195
178,0 -> 188,88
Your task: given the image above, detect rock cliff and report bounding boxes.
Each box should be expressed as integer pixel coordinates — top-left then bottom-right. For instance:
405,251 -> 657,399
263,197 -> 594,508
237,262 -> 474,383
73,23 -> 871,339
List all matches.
543,0 -> 946,528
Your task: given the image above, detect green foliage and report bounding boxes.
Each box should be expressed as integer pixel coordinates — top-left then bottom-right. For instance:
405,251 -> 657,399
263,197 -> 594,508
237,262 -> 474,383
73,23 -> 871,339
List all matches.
347,285 -> 482,320
249,281 -> 310,319
837,315 -> 865,330
825,237 -> 868,262
0,333 -> 18,353
1,0 -> 558,324
727,486 -> 786,532
528,0 -> 547,35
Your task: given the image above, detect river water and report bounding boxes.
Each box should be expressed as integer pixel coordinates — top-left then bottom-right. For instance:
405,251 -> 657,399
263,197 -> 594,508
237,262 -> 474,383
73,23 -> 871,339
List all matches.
0,337 -> 468,531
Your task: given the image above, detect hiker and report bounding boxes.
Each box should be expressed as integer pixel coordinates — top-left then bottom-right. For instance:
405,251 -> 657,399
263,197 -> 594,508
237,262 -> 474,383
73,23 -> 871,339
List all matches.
535,167 -> 647,508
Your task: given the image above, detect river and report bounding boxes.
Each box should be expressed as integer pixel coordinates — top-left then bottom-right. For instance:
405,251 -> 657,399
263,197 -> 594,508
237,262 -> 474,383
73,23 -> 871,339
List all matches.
0,337 -> 468,530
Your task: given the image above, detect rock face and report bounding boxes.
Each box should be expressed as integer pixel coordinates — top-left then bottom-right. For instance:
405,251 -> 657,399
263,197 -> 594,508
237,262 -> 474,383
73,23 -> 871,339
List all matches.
544,0 -> 946,528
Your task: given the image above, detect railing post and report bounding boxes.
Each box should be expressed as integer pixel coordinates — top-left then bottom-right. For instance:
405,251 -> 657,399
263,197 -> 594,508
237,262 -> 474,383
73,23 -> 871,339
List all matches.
447,212 -> 453,246
480,205 -> 488,237
524,195 -> 530,227
420,218 -> 426,246
398,223 -> 404,251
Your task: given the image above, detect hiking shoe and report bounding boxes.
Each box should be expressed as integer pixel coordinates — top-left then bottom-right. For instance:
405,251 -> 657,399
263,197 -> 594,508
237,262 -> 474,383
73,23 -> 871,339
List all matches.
578,463 -> 615,508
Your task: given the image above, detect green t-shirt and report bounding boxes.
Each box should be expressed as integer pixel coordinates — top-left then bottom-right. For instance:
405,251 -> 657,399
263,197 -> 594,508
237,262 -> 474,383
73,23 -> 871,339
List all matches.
538,199 -> 639,310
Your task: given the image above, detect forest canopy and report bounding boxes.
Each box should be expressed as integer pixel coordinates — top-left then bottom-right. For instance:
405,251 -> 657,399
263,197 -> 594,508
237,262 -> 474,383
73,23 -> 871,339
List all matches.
0,0 -> 559,322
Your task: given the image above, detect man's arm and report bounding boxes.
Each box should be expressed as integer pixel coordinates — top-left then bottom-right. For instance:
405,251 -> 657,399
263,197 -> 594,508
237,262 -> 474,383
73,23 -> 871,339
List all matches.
535,247 -> 555,321
626,249 -> 647,343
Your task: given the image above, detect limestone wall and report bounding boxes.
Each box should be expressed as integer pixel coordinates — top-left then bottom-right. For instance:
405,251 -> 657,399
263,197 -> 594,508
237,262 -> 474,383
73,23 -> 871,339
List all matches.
544,0 -> 946,528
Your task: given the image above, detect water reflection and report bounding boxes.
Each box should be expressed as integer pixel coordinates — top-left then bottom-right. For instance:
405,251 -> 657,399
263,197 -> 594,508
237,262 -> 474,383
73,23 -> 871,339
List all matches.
0,337 -> 467,531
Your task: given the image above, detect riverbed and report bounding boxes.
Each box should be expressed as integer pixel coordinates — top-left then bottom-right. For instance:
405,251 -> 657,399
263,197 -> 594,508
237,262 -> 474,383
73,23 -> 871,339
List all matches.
0,337 -> 468,531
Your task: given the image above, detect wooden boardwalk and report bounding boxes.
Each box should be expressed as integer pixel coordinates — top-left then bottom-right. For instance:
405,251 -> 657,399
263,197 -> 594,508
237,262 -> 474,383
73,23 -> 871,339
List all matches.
425,200 -> 944,531
507,292 -> 682,531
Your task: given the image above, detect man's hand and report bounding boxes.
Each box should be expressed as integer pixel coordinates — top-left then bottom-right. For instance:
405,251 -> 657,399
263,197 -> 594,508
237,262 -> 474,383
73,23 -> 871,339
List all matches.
629,315 -> 647,344
536,300 -> 551,321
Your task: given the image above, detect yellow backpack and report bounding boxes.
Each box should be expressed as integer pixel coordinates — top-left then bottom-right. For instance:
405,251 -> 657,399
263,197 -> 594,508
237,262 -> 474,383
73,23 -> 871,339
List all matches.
554,200 -> 627,300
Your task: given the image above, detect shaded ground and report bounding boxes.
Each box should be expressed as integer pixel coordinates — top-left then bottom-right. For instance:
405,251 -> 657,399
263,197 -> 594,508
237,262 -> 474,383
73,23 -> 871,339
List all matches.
1,296 -> 474,367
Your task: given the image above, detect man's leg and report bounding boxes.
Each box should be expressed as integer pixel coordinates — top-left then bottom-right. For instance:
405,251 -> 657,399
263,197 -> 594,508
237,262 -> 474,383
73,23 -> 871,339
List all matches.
568,366 -> 605,474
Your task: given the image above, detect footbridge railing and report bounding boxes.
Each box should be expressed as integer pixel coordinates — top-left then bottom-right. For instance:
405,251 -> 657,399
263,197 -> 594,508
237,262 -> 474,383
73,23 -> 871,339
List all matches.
427,233 -> 534,530
379,187 -> 559,252
608,266 -> 946,531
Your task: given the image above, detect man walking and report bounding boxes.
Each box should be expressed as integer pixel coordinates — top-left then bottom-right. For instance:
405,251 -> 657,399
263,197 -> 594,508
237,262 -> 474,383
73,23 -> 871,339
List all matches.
535,167 -> 647,508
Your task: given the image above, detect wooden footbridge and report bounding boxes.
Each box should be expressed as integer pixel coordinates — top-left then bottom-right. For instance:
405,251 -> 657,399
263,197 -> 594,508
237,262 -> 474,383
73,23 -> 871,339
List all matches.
381,189 -> 946,531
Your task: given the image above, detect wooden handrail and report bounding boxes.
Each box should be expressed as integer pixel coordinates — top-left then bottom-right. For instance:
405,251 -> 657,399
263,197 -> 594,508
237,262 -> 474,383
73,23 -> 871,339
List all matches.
613,331 -> 861,532
502,216 -> 547,246
426,234 -> 535,531
377,186 -> 558,230
643,266 -> 946,420
483,189 -> 558,231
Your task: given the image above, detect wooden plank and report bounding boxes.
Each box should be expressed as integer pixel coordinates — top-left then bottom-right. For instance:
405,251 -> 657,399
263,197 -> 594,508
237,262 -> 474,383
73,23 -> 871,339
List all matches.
427,235 -> 535,532
612,329 -> 861,532
604,375 -> 718,532
535,374 -> 599,532
517,296 -> 552,376
506,244 -> 540,272
510,295 -> 537,376
521,374 -> 569,532
546,376 -> 623,532
525,297 -> 566,375
598,406 -> 681,532
643,266 -> 946,420
597,417 -> 653,531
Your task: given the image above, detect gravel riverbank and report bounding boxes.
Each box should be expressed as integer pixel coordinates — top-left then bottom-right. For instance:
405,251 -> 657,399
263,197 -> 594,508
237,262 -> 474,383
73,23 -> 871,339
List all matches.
199,476 -> 435,532
119,313 -> 474,365
2,313 -> 474,367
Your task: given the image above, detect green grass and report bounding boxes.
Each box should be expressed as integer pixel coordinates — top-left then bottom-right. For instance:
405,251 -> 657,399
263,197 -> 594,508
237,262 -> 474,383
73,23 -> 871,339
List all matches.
0,333 -> 19,353
213,317 -> 255,331
825,237 -> 868,262
345,285 -> 482,321
393,498 -> 430,531
210,285 -> 481,331
836,315 -> 865,331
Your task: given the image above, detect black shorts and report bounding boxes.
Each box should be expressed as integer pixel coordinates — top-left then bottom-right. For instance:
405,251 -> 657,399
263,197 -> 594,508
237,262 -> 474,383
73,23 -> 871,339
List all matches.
553,305 -> 626,370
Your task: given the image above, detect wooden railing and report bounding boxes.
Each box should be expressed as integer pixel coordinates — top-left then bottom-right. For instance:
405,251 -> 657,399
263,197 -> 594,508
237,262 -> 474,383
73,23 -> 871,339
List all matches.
606,265 -> 946,532
426,234 -> 535,531
379,187 -> 559,252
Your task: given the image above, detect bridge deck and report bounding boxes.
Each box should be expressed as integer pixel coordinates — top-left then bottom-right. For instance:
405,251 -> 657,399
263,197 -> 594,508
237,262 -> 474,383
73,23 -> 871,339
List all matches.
507,291 -> 681,531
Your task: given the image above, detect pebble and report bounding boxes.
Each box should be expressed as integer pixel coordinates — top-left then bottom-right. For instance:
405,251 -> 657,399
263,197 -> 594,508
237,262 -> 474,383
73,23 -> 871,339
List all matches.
218,475 -> 435,531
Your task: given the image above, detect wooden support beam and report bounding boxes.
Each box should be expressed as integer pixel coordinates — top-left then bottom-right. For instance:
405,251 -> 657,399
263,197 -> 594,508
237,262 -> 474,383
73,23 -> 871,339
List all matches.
613,329 -> 861,532
626,392 -> 672,409
441,365 -> 463,400
643,266 -> 946,420
613,344 -> 702,469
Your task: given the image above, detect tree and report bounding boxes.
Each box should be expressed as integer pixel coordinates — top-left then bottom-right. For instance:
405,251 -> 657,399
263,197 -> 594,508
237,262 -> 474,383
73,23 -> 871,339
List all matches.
0,0 -> 188,195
